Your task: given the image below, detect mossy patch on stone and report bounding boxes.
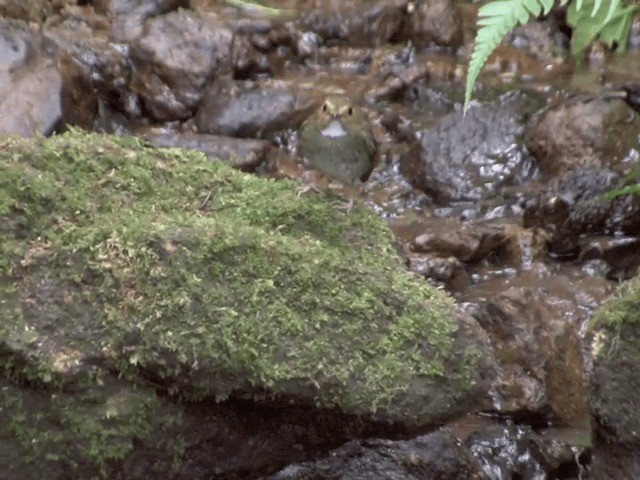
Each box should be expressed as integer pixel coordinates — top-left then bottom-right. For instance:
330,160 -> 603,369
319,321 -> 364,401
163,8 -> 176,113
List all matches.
588,275 -> 640,444
0,130 -> 493,477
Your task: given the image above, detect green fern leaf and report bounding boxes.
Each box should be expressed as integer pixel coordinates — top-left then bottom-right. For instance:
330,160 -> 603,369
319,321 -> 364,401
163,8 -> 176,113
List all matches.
464,0 -> 548,113
602,184 -> 640,200
603,0 -> 620,23
592,0 -> 603,17
540,0 -> 555,13
568,0 -> 638,54
599,7 -> 635,49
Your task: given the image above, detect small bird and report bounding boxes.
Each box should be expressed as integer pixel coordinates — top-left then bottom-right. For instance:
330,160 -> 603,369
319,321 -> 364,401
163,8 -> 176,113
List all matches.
298,95 -> 376,209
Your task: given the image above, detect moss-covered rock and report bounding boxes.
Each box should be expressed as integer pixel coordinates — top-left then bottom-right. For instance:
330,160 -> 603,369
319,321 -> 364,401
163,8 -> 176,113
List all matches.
588,275 -> 640,478
0,130 -> 495,478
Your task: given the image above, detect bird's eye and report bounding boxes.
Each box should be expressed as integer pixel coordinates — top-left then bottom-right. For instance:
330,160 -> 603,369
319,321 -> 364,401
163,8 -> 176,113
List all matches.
347,107 -> 353,115
322,103 -> 328,112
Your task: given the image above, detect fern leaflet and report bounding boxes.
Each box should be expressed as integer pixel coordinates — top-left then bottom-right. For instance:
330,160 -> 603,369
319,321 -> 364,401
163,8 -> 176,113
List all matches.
464,0 -> 554,113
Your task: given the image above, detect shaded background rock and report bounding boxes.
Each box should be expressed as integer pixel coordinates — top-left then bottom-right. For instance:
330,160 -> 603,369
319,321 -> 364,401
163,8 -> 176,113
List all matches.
261,430 -> 487,480
0,19 -> 62,136
295,0 -> 407,47
395,0 -> 463,48
525,95 -> 640,176
523,168 -> 640,259
129,9 -> 237,121
141,130 -> 272,170
196,82 -> 316,138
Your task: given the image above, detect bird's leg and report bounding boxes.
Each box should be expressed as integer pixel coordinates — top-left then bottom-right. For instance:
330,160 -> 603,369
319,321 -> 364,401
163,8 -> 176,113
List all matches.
337,195 -> 355,213
296,183 -> 322,197
333,182 -> 362,213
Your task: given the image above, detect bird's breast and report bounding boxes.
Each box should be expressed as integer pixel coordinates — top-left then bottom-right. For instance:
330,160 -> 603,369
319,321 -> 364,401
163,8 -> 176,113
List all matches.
320,120 -> 348,138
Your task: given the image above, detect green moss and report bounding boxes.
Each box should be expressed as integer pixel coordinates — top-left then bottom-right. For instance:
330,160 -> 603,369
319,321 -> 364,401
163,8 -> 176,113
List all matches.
588,275 -> 640,444
0,378 -> 172,479
0,130 -> 481,475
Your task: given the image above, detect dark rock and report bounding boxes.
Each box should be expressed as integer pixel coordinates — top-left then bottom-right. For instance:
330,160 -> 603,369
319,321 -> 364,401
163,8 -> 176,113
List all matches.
396,0 -> 463,48
0,17 -> 33,69
196,82 -> 315,138
526,94 -> 640,175
261,430 -> 487,480
94,0 -> 186,16
103,0 -> 189,42
505,20 -> 569,63
472,277 -> 614,421
616,82 -> 640,113
0,0 -> 54,22
141,130 -> 272,170
0,19 -> 62,136
522,168 -> 640,256
295,0 -> 406,47
129,9 -> 236,121
578,236 -> 640,281
406,254 -> 469,290
400,92 -> 540,205
466,424 -> 580,479
410,219 -> 508,263
57,40 -> 135,129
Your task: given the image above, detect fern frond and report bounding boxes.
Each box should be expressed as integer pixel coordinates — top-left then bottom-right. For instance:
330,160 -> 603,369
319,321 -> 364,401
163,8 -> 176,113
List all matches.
567,0 -> 638,54
602,168 -> 640,199
464,0 -> 552,113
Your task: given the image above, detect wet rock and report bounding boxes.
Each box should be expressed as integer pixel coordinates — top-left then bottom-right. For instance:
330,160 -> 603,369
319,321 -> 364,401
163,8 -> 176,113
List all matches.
196,82 -> 315,138
365,45 -> 462,104
0,131 -> 498,478
296,0 -> 406,47
473,279 -> 600,421
410,219 -> 508,263
141,130 -> 271,170
129,9 -> 236,121
261,430 -> 487,480
506,20 -> 569,64
56,40 -> 134,129
498,224 -> 549,268
522,168 -> 640,256
292,30 -> 323,58
0,0 -> 56,22
615,81 -> 640,113
100,0 -> 189,42
526,94 -> 640,175
0,18 -> 33,69
396,0 -> 463,48
0,19 -> 62,136
43,10 -> 142,129
466,423 -> 580,479
588,276 -> 640,479
406,255 -> 469,290
578,236 -> 640,280
94,0 -> 186,16
400,92 -> 541,205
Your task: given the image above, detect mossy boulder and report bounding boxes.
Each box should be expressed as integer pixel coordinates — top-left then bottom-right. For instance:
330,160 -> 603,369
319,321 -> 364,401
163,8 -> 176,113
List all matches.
0,130 -> 495,478
588,275 -> 640,478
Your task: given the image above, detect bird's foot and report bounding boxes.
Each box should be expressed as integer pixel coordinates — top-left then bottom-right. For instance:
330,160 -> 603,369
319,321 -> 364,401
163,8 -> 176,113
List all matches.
337,197 -> 355,213
296,183 -> 322,197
